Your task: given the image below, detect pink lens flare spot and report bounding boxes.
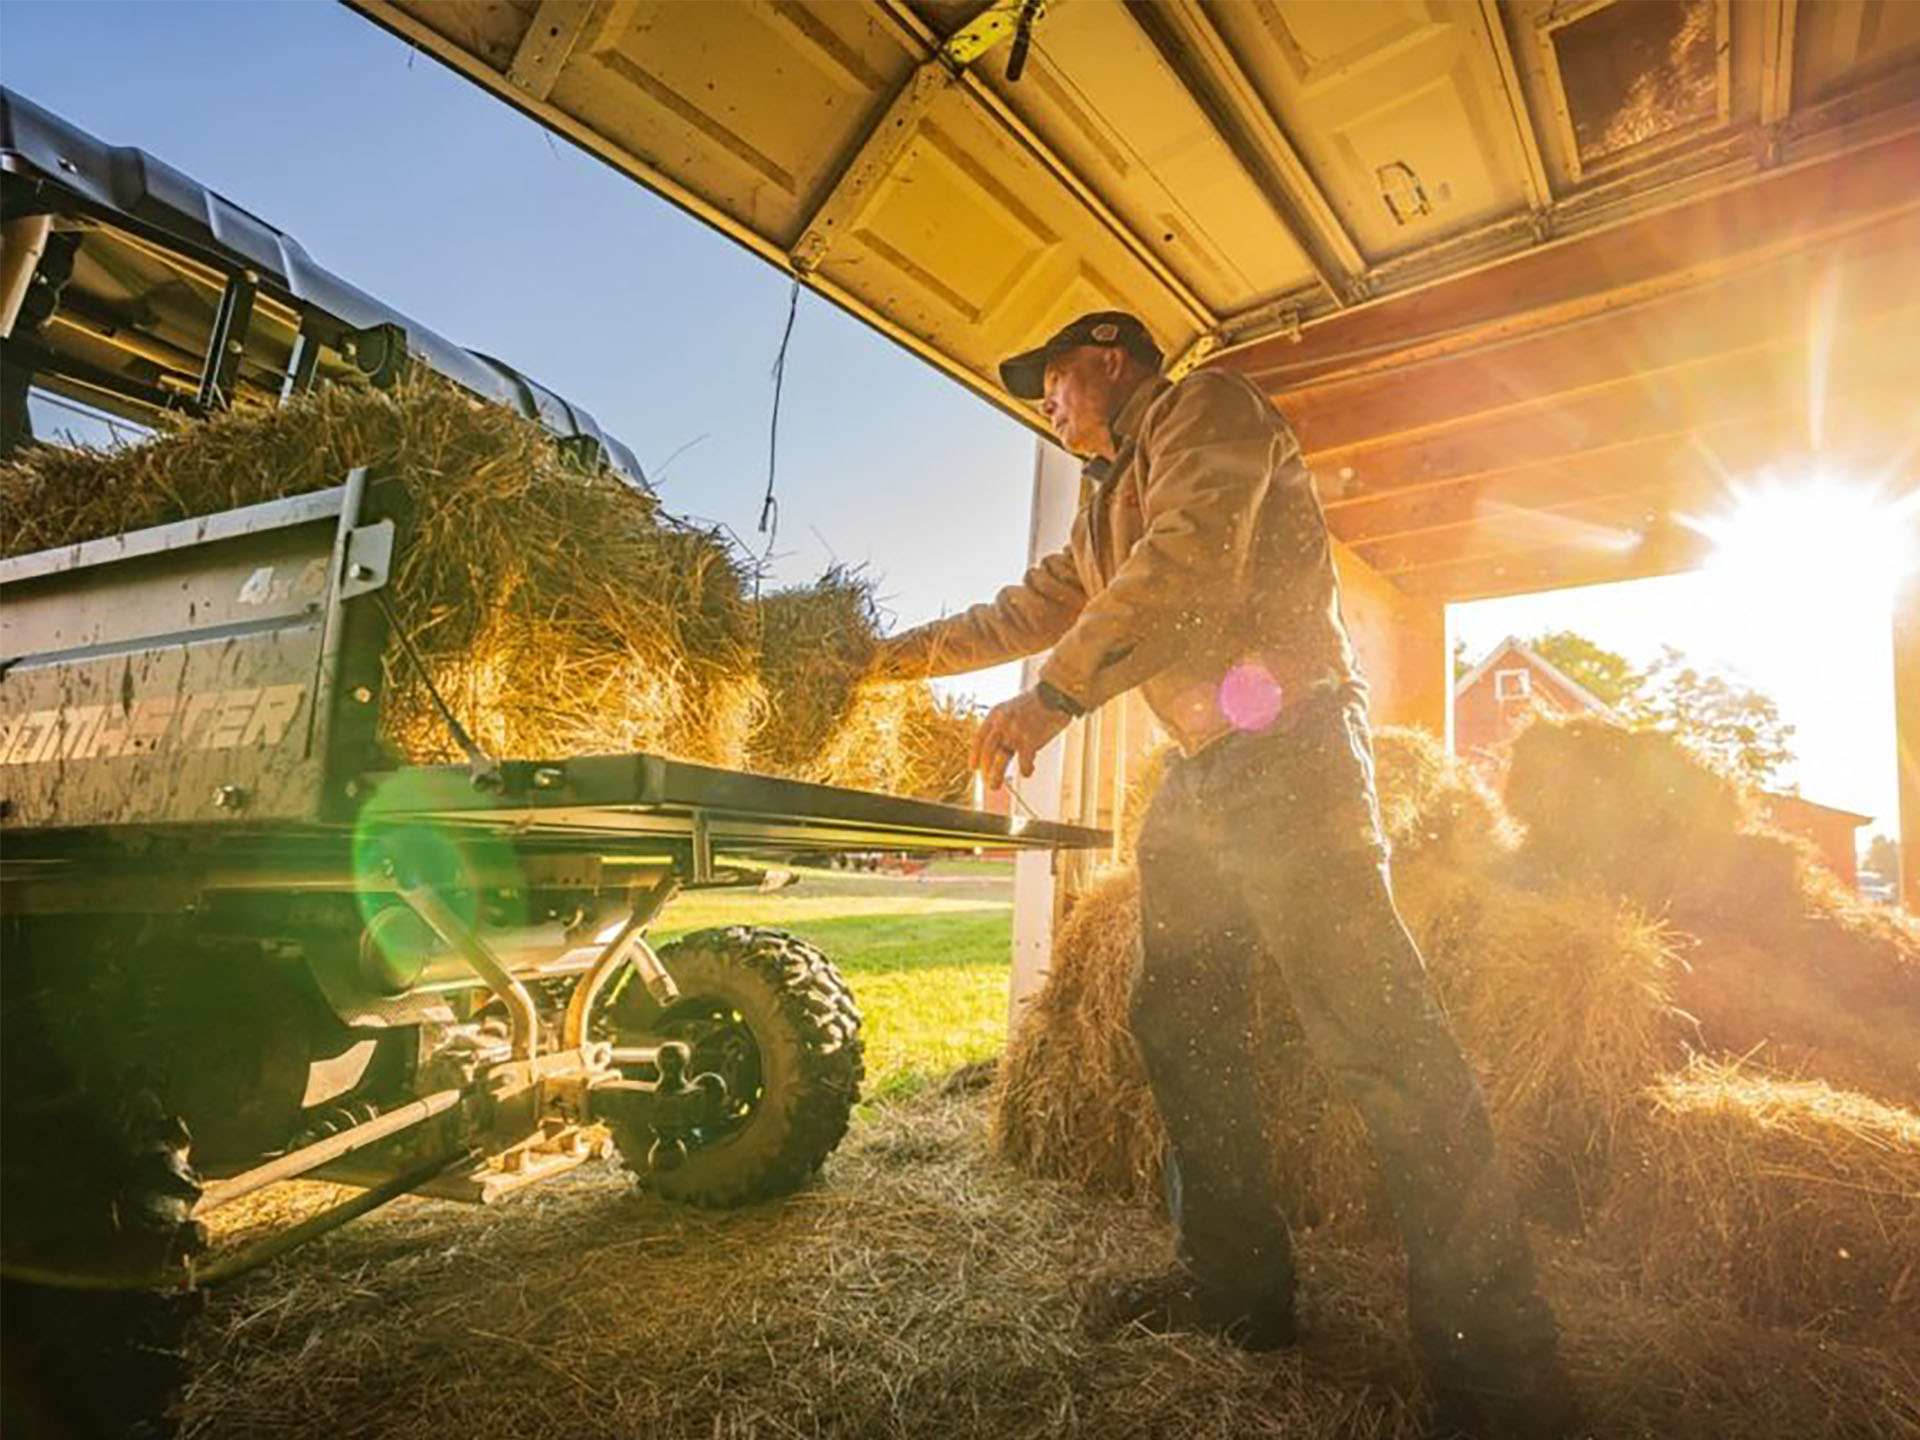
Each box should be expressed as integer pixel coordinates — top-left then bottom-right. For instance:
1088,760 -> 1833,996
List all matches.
1219,663 -> 1284,732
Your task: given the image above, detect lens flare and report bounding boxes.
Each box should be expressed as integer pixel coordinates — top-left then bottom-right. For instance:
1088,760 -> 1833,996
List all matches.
1219,663 -> 1284,732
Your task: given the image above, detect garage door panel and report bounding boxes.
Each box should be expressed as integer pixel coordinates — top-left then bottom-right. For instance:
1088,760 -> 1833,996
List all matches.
1207,0 -> 1535,258
401,0 -> 535,73
810,86 -> 1199,384
968,0 -> 1318,311
555,0 -> 916,241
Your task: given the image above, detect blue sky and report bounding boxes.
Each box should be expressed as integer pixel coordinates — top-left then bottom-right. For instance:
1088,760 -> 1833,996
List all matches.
1,0 -> 1036,631
2,0 -> 1898,838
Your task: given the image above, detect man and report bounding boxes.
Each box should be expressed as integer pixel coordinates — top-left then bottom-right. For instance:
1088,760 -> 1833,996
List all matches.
874,312 -> 1577,1439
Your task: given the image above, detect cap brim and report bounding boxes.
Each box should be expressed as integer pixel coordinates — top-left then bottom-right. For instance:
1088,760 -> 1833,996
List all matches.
997,345 -> 1053,401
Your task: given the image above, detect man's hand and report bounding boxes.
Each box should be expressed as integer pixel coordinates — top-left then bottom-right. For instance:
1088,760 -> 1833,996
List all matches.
972,688 -> 1072,790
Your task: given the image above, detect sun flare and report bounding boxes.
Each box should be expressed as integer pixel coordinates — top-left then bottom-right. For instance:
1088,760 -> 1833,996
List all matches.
1681,478 -> 1919,604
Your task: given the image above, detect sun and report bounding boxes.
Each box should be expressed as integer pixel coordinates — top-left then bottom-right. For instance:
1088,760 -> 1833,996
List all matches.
1681,477 -> 1919,606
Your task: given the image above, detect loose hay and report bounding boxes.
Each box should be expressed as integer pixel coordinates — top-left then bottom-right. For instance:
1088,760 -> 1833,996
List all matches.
1602,1059 -> 1920,1332
0,384 -> 975,797
179,1085 -> 1920,1440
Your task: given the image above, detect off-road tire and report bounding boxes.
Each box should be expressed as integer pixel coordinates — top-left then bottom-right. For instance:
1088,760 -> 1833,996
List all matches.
1,1096 -> 207,1440
603,927 -> 863,1208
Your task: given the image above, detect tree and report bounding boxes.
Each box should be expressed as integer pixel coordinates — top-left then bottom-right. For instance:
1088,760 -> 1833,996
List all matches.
1524,630 -> 1642,708
1511,632 -> 1797,787
1628,646 -> 1797,787
1863,834 -> 1900,883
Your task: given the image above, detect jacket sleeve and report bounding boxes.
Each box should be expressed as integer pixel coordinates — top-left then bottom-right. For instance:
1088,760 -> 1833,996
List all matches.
1038,371 -> 1295,712
873,544 -> 1088,679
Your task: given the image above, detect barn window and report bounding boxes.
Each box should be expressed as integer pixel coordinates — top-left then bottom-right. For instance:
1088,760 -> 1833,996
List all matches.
1495,668 -> 1532,701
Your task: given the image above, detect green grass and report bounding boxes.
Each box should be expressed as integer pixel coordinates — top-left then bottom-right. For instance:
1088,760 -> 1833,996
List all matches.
653,874 -> 1014,1100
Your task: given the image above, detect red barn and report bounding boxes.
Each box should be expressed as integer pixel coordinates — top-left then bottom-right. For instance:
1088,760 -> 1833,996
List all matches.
1755,794 -> 1872,890
1454,637 -> 1873,886
1453,636 -> 1617,777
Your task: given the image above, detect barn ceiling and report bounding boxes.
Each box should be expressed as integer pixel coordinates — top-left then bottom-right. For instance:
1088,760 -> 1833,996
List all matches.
346,0 -> 1920,602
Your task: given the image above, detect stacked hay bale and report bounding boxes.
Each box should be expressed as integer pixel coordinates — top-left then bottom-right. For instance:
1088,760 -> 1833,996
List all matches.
994,865 -> 1160,1199
0,383 -> 976,799
993,727 -> 1689,1232
1505,717 -> 1920,1107
997,708 -> 1920,1347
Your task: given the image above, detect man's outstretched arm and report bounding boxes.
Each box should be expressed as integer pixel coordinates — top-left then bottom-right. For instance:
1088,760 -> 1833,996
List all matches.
872,545 -> 1087,680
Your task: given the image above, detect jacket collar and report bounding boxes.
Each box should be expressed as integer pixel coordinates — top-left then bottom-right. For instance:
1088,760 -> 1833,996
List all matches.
1110,374 -> 1170,447
1082,374 -> 1170,483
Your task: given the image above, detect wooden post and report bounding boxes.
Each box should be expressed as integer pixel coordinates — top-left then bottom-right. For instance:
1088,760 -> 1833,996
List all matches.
1009,438 -> 1083,1021
1894,564 -> 1920,915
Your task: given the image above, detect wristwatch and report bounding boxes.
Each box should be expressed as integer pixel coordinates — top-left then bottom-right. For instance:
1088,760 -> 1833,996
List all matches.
1034,681 -> 1085,718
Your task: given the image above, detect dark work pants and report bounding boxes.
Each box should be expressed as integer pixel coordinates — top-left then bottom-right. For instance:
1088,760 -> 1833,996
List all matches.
1129,691 -> 1560,1391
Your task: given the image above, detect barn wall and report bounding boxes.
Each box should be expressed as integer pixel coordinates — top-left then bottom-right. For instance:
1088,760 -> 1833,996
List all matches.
1331,539 -> 1448,737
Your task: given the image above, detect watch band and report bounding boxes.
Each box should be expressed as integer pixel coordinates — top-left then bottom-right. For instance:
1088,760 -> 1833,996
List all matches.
1035,681 -> 1086,718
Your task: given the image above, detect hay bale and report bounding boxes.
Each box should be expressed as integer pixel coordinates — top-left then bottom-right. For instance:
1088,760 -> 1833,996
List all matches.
1506,717 -> 1920,1106
1398,874 -> 1688,1223
994,729 -> 1687,1232
1,385 -> 988,796
1371,724 -> 1517,874
1504,716 -> 1749,907
1601,1059 -> 1920,1331
1116,742 -> 1173,863
799,681 -> 980,803
751,570 -> 980,802
1679,934 -> 1920,1108
751,567 -> 883,774
1,381 -> 765,768
993,867 -> 1161,1198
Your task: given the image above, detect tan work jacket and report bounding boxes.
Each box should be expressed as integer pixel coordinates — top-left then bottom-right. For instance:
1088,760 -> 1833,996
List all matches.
883,369 -> 1360,756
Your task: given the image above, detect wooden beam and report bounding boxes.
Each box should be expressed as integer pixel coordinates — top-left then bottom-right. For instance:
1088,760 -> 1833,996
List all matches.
506,0 -> 597,102
1284,216 -> 1918,455
1355,485 -> 1719,577
1314,306 -> 1915,502
1476,0 -> 1553,214
1388,527 -> 1716,603
1121,0 -> 1365,305
1324,378 -> 1915,545
1760,0 -> 1801,129
1225,126 -> 1920,392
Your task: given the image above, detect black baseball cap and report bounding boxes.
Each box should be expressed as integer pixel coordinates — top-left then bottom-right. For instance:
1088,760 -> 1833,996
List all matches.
998,310 -> 1163,400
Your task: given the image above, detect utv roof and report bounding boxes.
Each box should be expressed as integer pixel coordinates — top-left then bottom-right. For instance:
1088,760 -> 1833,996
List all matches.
0,86 -> 644,486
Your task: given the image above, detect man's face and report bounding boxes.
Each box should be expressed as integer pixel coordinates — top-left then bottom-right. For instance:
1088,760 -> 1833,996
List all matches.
1039,346 -> 1125,458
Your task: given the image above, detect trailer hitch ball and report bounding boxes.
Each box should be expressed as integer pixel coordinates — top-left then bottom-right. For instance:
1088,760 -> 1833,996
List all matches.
655,1041 -> 691,1089
647,1135 -> 688,1172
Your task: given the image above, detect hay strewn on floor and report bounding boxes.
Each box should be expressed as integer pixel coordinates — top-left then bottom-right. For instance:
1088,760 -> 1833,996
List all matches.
0,384 -> 977,798
174,1085 -> 1920,1440
1602,1059 -> 1920,1332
